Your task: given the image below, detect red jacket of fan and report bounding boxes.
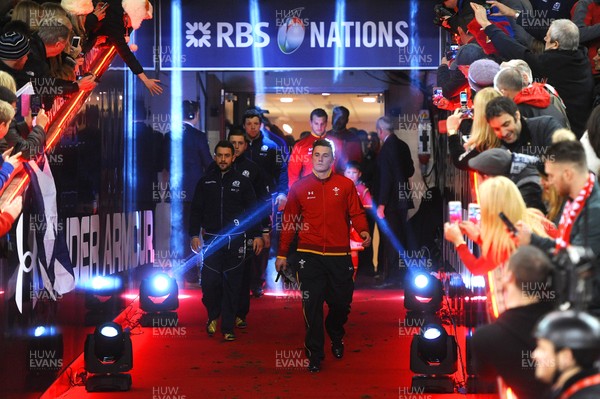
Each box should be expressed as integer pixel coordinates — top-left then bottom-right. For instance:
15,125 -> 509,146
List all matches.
277,171 -> 369,257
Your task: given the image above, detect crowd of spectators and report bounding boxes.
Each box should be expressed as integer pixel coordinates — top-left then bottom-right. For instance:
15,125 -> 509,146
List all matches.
437,1 -> 600,397
0,0 -> 159,239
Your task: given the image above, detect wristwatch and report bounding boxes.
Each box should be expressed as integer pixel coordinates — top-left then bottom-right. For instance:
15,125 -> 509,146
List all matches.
448,129 -> 458,136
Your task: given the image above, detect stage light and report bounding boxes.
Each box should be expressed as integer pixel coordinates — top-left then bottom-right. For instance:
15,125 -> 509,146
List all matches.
282,123 -> 293,134
84,322 -> 133,392
139,272 -> 179,327
404,272 -> 444,313
83,275 -> 125,326
410,323 -> 458,393
414,274 -> 429,289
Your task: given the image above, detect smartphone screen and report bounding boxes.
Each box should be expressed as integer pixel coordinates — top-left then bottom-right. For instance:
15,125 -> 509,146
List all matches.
448,201 -> 462,224
468,203 -> 480,224
460,91 -> 468,107
30,95 -> 42,117
71,36 -> 81,48
433,86 -> 443,97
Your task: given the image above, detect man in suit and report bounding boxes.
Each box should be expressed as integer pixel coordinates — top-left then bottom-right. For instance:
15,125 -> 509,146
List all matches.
373,116 -> 415,287
165,100 -> 213,284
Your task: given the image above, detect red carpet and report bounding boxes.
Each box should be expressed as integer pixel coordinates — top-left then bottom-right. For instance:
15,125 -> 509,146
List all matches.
43,285 -> 500,399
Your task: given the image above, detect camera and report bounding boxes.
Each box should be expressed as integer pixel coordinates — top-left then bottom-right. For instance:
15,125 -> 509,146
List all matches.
433,4 -> 454,28
552,246 -> 598,310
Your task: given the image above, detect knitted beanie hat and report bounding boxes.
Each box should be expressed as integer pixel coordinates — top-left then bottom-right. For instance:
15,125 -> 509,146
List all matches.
0,32 -> 30,60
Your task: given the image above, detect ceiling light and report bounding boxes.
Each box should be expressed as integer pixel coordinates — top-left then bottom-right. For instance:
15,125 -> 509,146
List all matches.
362,97 -> 377,103
282,124 -> 293,134
322,93 -> 331,96
280,97 -> 293,103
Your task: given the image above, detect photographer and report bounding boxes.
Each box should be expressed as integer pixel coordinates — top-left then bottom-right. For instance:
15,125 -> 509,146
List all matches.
533,310 -> 600,399
437,43 -> 485,101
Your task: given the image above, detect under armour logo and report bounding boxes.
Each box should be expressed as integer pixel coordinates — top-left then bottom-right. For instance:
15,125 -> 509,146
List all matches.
299,259 -> 306,269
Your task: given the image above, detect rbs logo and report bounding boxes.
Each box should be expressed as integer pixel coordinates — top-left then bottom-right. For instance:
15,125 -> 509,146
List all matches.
185,22 -> 270,48
277,17 -> 305,54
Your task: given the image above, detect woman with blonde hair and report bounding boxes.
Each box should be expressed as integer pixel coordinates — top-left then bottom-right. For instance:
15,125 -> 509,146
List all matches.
10,0 -> 42,34
447,87 -> 502,170
445,176 -> 553,315
0,71 -> 17,94
445,176 -> 550,275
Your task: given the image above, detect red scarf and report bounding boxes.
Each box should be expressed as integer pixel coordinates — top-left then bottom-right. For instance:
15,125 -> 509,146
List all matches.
555,173 -> 596,253
559,373 -> 600,399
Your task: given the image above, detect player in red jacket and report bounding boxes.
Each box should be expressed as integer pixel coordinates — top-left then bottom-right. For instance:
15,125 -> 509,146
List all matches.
287,108 -> 342,188
276,139 -> 371,373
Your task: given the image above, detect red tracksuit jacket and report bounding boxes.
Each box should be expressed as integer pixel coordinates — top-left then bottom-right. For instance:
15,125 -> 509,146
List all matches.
278,171 -> 369,257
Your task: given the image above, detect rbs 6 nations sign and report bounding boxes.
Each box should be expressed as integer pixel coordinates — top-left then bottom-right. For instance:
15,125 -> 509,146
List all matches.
138,0 -> 442,70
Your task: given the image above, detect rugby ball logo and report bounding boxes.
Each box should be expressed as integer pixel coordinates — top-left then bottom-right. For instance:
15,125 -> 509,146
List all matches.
277,17 -> 305,54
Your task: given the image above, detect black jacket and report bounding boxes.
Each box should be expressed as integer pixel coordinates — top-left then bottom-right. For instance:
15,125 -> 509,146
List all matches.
91,0 -> 144,75
232,154 -> 271,231
0,120 -> 45,160
531,181 -> 600,309
448,132 -> 480,171
503,116 -> 561,156
552,370 -> 600,399
512,164 -> 546,214
22,33 -> 80,110
0,59 -> 29,91
484,24 -> 593,137
373,134 -> 415,210
189,166 -> 260,239
246,132 -> 288,196
436,64 -> 468,100
472,301 -> 554,399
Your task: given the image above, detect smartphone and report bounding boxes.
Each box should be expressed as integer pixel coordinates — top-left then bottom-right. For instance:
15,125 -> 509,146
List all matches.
30,95 -> 42,117
460,91 -> 468,108
433,86 -> 443,97
499,212 -> 518,235
467,203 -> 480,224
71,36 -> 81,48
446,44 -> 459,61
448,201 -> 462,224
10,141 -> 24,156
99,2 -> 109,10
